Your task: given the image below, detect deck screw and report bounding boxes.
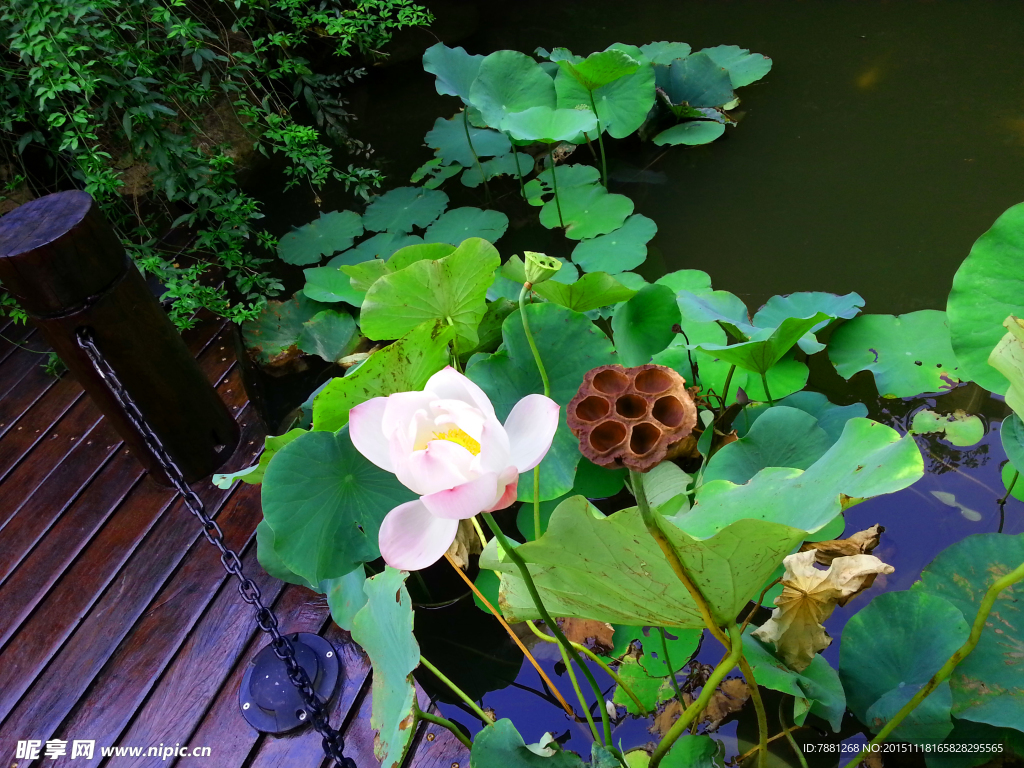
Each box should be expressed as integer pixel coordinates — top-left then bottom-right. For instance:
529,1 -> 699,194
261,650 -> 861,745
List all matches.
326,651 -> 333,658
426,734 -> 435,742
243,702 -> 250,710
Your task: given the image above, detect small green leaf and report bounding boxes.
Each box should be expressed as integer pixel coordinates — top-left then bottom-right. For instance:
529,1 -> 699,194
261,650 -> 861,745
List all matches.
525,164 -> 601,207
297,309 -> 359,362
662,735 -> 725,768
363,186 -> 449,233
911,409 -> 985,447
303,266 -> 366,306
470,718 -> 584,768
653,121 -> 725,146
539,183 -> 635,240
611,283 -> 681,366
612,658 -> 675,714
242,292 -> 331,363
533,271 -> 636,313
571,214 -> 658,274
425,114 -> 511,166
695,313 -> 830,375
323,566 -> 367,631
278,210 -> 363,266
611,625 -> 702,677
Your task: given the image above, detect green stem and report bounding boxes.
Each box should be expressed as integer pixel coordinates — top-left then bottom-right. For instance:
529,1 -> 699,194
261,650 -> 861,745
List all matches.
779,699 -> 808,768
588,92 -> 609,189
557,640 -> 601,742
845,558 -> 1024,768
419,655 -> 494,724
760,371 -> 774,406
738,654 -> 768,768
526,620 -> 648,716
720,364 -> 736,411
650,624 -> 743,768
415,704 -> 473,749
1000,470 -> 1019,505
533,467 -> 542,539
518,283 -> 551,398
657,627 -> 685,705
509,138 -> 526,198
463,109 -> 490,202
481,514 -> 613,747
548,146 -> 565,228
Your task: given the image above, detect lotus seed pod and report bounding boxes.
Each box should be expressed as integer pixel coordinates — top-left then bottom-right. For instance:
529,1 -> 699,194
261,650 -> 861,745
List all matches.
524,251 -> 561,285
567,364 -> 698,472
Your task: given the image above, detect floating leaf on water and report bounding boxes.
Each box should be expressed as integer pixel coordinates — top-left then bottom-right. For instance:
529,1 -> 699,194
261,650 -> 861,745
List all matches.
469,50 -> 557,130
558,618 -> 615,653
524,164 -> 602,207
911,409 -> 985,447
539,183 -> 635,240
752,550 -> 894,672
461,151 -> 535,188
611,283 -> 681,366
654,52 -> 735,109
470,718 -> 585,768
989,315 -> 1024,416
242,292 -> 331,365
362,186 -> 449,234
277,210 -> 363,265
700,45 -> 773,88
296,309 -> 359,363
611,624 -> 702,677
425,114 -> 512,167
653,121 -> 725,146
424,207 -> 509,244
328,232 -> 425,267
827,310 -> 962,398
612,657 -> 676,715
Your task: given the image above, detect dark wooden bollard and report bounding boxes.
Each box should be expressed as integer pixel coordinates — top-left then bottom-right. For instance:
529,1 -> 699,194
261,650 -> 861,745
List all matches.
0,190 -> 239,485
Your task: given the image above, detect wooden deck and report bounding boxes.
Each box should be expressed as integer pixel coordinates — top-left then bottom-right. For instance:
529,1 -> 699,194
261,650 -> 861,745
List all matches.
0,313 -> 468,768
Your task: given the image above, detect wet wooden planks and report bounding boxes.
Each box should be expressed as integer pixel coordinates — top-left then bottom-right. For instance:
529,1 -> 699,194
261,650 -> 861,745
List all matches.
0,314 -> 470,768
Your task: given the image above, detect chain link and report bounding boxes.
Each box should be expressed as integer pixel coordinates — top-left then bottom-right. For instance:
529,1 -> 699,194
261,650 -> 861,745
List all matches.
77,328 -> 356,768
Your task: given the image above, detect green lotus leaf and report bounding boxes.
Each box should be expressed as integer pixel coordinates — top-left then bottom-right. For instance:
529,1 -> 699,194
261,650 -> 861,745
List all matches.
656,269 -> 713,294
1002,462 -> 1024,501
214,428 -> 306,489
426,114 -> 511,167
742,627 -> 846,731
682,417 -> 923,538
559,49 -> 640,91
655,52 -> 735,108
242,292 -> 332,363
641,461 -> 692,516
695,313 -> 830,375
323,565 -> 367,631
415,159 -> 463,189
911,409 -> 985,447
534,271 -> 637,313
540,183 -> 635,240
516,458 -> 628,538
924,721 -> 1024,768
700,45 -> 773,88
611,625 -> 702,677
703,406 -> 834,485
612,657 -> 675,714
554,61 -> 656,139
676,288 -> 754,338
462,151 -> 535,188
303,266 -> 366,306
914,532 -> 1024,729
571,214 -> 658,274
524,164 -> 601,207
989,316 -> 1024,416
840,590 -> 969,744
734,391 -> 868,444
753,291 -> 865,354
535,46 -> 582,64
466,303 -> 617,502
312,319 -> 455,432
261,427 -> 417,584
947,202 -> 1024,394
639,41 -> 693,65
296,309 -> 360,363
424,207 -> 509,244
423,42 -> 483,102
341,243 -> 455,294
827,310 -> 962,398
351,568 -> 420,768
360,237 -> 499,346
501,106 -> 598,143
255,518 -> 316,589
328,232 -> 424,267
1002,413 -> 1024,471
611,283 -> 681,366
662,735 -> 725,768
277,210 -> 363,266
469,50 -> 557,130
470,718 -> 584,768
487,496 -> 806,628
653,121 -> 725,146
692,351 -> 809,405
362,186 -> 449,234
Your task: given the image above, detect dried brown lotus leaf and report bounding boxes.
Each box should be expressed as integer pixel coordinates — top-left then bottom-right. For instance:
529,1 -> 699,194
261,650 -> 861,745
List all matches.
445,518 -> 483,570
752,550 -> 894,672
558,618 -> 615,654
701,678 -> 749,730
799,523 -> 886,565
567,364 -> 698,472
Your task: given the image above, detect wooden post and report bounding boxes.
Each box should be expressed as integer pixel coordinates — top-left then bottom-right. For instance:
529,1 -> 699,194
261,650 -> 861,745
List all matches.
0,190 -> 240,485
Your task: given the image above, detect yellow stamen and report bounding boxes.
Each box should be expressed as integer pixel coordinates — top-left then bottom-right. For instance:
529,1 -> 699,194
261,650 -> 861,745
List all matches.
431,426 -> 481,455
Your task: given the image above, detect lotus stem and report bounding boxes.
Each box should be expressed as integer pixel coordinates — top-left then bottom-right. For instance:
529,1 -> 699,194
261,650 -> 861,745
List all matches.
739,577 -> 782,635
587,93 -> 609,189
650,624 -> 743,768
657,627 -> 685,705
414,703 -> 472,749
519,282 -> 551,530
760,372 -> 774,406
779,699 -> 808,768
533,468 -> 542,539
419,654 -> 494,724
557,640 -> 601,741
463,109 -> 490,202
442,552 -> 574,715
734,726 -> 807,764
845,558 -> 1024,768
482,513 -> 614,747
999,470 -> 1019,506
721,364 -> 736,410
470,516 -> 488,549
509,139 -> 526,198
547,147 -> 566,229
739,654 -> 768,768
527,619 -> 648,716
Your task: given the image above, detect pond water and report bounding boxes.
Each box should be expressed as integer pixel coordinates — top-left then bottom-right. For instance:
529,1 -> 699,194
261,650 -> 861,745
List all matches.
251,2 -> 1024,765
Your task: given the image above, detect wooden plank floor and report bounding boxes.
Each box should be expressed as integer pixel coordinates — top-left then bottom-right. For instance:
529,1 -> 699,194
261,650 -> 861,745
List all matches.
0,314 -> 468,768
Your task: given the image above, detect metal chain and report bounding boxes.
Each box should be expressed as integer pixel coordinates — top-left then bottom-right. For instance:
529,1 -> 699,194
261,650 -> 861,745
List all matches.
76,328 -> 356,768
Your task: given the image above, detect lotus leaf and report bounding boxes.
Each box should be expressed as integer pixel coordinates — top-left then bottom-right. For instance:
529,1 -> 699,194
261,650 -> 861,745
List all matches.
655,52 -> 735,109
424,207 -> 509,244
362,186 -> 449,234
1002,413 -> 1024,471
277,210 -> 363,266
261,427 -> 417,584
323,566 -> 367,631
360,237 -> 499,346
571,214 -> 658,274
524,164 -> 601,207
911,409 -> 985,447
675,289 -> 753,338
703,406 -> 834,485
641,460 -> 692,516
242,292 -> 332,363
989,316 -> 1024,416
554,61 -> 657,139
752,291 -> 865,354
681,417 -> 923,537
612,283 -> 681,366
612,657 -> 675,714
653,121 -> 725,147
695,313 -> 829,376
742,627 -> 846,731
828,310 -> 962,398
501,106 -> 598,144
485,496 -> 806,628
470,718 -> 584,768
341,243 -> 456,294
533,271 -> 637,313
611,625 -> 702,677
469,50 -> 557,130
462,152 -> 535,188
351,568 -> 420,768
700,45 -> 773,88
1002,463 -> 1024,501
328,232 -> 424,266
535,46 -> 582,65
734,391 -> 868,444
255,519 -> 316,589
558,50 -> 640,91
693,351 -> 809,405
925,721 -> 1024,768
412,158 -> 463,189
466,303 -> 617,501
947,202 -> 1024,394
423,43 -> 483,102
302,266 -> 365,306
295,309 -> 359,363
425,115 -> 511,166
312,319 -> 455,432
662,735 -> 724,768
914,532 -> 1024,729
539,183 -> 635,239
214,428 -> 306,489
639,41 -> 693,65
462,298 -> 517,362
840,590 -> 970,743
656,269 -> 713,294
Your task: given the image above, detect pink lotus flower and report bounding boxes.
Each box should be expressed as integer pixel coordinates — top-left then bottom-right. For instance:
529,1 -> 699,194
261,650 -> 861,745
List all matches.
349,367 -> 560,570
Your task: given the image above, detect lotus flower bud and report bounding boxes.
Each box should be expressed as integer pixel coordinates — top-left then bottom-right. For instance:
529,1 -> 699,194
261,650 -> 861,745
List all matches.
524,251 -> 561,286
